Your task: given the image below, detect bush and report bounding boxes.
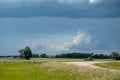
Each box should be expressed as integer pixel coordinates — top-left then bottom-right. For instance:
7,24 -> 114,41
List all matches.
8,57 -> 14,60
84,57 -> 94,61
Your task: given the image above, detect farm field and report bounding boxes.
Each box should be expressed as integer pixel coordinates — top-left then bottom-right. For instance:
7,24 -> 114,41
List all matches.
0,58 -> 120,80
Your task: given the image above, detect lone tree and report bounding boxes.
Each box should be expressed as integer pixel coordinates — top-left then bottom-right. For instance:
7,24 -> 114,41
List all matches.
19,46 -> 32,60
111,51 -> 120,60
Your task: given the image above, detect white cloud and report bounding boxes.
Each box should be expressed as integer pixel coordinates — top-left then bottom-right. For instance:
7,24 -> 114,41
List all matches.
24,39 -> 70,54
24,30 -> 93,54
58,0 -> 117,4
89,0 -> 119,3
52,30 -> 93,52
73,31 -> 92,45
89,0 -> 101,3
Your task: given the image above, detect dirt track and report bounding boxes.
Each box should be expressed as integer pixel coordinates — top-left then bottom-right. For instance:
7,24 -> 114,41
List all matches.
65,62 -> 103,69
65,62 -> 120,72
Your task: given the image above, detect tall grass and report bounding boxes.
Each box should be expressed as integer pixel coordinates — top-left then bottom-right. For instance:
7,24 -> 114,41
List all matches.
0,61 -> 120,80
94,61 -> 120,70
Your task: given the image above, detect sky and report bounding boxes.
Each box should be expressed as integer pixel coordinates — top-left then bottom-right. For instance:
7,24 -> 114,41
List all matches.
0,0 -> 120,55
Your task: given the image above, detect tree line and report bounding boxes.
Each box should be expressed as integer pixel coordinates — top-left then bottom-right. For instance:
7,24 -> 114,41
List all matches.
18,46 -> 120,60
18,47 -> 111,59
1,46 -> 120,60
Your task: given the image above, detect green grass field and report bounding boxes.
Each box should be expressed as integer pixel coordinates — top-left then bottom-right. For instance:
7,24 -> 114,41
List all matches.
95,61 -> 120,70
0,58 -> 120,80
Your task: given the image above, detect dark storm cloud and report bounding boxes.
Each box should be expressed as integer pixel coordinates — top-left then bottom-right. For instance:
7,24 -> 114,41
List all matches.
0,0 -> 120,18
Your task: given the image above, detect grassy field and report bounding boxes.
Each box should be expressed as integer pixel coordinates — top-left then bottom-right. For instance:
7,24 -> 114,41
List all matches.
0,59 -> 120,80
0,57 -> 112,62
94,61 -> 120,70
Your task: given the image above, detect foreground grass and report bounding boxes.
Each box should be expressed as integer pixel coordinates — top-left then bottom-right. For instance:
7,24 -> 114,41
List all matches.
0,61 -> 120,80
94,61 -> 120,70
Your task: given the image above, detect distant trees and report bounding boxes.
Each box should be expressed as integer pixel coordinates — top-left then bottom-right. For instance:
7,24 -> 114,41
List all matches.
40,53 -> 49,58
55,52 -> 110,59
17,47 -> 119,60
55,53 -> 92,58
111,52 -> 120,60
19,46 -> 32,60
32,54 -> 39,58
92,54 -> 110,59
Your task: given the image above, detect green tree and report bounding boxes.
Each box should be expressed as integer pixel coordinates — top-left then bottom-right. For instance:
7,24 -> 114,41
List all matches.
40,53 -> 48,58
19,46 -> 32,60
32,54 -> 39,58
111,52 -> 120,60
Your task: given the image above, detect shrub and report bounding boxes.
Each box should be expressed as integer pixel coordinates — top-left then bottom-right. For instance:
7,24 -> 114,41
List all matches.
84,57 -> 94,61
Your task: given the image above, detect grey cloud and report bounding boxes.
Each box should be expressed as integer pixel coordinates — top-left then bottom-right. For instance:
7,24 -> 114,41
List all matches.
0,0 -> 120,18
